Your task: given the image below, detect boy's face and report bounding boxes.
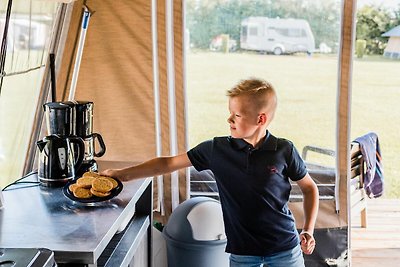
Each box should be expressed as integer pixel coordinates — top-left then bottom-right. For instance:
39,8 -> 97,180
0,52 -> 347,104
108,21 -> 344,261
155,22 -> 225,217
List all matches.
227,95 -> 262,141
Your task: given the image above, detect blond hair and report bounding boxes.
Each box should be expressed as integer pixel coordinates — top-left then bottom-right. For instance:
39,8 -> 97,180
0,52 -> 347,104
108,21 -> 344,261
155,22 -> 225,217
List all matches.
227,78 -> 277,117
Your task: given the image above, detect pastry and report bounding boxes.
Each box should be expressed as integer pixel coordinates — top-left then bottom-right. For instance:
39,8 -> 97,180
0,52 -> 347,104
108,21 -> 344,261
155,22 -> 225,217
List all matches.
73,187 -> 92,199
91,177 -> 113,193
68,183 -> 79,192
90,187 -> 111,197
68,173 -> 120,200
82,171 -> 101,178
102,176 -> 118,189
76,176 -> 96,188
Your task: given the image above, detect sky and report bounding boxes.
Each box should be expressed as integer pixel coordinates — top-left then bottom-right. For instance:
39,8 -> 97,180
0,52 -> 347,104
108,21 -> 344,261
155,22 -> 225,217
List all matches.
357,0 -> 400,9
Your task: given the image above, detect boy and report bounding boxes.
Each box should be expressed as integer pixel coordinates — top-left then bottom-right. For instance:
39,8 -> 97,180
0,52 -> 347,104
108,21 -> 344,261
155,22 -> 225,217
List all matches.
101,78 -> 319,267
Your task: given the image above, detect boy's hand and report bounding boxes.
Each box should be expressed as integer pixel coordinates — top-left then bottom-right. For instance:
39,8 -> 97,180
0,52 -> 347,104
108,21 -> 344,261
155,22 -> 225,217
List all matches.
300,231 -> 315,255
100,169 -> 125,181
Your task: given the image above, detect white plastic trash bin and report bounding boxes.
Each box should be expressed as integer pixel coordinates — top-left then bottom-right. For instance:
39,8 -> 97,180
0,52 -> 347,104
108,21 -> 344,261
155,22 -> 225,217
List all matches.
162,197 -> 229,267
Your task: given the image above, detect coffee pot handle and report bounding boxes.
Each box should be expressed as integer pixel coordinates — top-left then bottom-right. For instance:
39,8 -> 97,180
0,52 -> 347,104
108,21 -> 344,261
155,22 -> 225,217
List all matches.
93,133 -> 106,157
68,136 -> 85,171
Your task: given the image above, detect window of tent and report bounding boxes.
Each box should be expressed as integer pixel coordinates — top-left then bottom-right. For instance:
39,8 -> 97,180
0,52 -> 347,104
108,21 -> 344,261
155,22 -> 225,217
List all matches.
185,0 -> 400,199
0,0 -> 60,189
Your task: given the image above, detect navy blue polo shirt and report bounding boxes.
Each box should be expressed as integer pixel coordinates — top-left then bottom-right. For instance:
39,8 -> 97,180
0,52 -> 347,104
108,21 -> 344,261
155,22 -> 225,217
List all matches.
187,132 -> 307,256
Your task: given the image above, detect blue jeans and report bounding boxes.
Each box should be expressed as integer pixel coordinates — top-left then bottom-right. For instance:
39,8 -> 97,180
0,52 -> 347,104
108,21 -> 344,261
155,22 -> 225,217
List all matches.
229,245 -> 305,267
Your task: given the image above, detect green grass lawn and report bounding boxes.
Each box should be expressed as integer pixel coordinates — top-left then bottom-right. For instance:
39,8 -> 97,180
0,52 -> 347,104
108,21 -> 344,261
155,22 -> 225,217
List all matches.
186,51 -> 400,198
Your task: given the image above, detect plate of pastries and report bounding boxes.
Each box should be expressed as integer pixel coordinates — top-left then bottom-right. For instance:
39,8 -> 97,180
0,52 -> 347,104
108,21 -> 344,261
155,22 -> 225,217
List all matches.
63,172 -> 123,203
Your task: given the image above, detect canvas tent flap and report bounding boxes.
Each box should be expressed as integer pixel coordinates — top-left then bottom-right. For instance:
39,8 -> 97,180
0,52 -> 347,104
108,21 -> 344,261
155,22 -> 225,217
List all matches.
289,200 -> 346,229
60,0 -> 156,162
56,0 -> 187,221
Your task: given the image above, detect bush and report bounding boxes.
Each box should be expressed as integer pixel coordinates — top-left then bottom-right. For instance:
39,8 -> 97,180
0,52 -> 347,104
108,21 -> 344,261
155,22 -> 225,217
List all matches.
356,39 -> 367,58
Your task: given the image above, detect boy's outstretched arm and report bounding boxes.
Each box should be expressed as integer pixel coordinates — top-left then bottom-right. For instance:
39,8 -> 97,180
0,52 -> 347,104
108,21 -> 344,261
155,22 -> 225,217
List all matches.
296,173 -> 319,255
100,153 -> 192,182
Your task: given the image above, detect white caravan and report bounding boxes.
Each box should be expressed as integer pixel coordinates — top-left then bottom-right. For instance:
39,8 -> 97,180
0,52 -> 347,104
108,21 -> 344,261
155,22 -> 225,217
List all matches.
240,17 -> 315,55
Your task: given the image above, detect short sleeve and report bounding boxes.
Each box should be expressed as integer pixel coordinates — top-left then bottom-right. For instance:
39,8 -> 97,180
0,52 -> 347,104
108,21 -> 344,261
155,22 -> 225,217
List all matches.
187,140 -> 213,171
287,143 -> 308,181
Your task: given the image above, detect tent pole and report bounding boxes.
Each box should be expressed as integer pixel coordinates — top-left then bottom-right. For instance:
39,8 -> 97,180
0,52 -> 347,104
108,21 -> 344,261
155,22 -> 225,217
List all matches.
336,0 -> 357,264
182,2 -> 190,201
152,0 -> 165,215
336,0 -> 356,217
68,5 -> 91,100
166,0 -> 179,211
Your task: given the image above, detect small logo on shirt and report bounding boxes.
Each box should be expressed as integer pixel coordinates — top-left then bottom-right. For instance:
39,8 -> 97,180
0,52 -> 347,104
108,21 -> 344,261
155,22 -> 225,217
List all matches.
267,165 -> 278,173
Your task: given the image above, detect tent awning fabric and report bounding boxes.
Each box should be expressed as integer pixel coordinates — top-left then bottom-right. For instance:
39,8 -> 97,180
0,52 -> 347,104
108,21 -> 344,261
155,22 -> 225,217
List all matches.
382,25 -> 400,37
56,0 -> 187,222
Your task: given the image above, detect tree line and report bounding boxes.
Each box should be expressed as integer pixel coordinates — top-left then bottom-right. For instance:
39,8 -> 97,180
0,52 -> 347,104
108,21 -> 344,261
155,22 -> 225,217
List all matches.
186,0 -> 400,55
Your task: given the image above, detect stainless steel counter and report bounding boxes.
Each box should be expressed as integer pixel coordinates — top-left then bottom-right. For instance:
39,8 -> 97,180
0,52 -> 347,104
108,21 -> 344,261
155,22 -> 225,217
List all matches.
0,169 -> 152,266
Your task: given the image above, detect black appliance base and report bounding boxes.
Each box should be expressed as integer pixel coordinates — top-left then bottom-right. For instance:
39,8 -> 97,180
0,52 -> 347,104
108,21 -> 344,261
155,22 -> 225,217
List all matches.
76,161 -> 98,177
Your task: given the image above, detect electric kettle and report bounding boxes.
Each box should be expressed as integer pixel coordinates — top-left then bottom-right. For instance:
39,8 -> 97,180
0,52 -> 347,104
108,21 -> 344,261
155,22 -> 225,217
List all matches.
37,135 -> 85,186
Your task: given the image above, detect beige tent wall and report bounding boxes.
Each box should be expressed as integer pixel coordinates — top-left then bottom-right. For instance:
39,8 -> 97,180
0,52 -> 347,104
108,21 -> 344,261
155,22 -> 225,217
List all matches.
57,0 -> 187,222
56,1 -> 84,103
289,200 -> 346,229
57,0 -> 155,161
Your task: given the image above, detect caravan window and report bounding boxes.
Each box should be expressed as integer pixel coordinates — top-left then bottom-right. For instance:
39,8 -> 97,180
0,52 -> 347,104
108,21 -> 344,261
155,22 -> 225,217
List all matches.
273,27 -> 307,38
249,26 -> 258,36
241,25 -> 247,35
275,27 -> 289,36
274,27 -> 307,37
288,28 -> 306,38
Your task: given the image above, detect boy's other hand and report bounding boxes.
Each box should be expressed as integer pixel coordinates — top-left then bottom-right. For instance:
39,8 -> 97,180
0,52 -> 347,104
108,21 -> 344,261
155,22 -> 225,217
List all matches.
300,231 -> 315,255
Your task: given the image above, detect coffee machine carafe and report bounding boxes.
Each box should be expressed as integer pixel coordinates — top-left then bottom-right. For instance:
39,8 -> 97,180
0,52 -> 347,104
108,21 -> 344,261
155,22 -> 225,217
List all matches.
72,101 -> 106,176
43,101 -> 106,176
37,135 -> 85,186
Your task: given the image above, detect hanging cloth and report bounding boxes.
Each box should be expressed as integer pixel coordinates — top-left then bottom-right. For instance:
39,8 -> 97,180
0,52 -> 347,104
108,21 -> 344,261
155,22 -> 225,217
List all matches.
353,132 -> 384,198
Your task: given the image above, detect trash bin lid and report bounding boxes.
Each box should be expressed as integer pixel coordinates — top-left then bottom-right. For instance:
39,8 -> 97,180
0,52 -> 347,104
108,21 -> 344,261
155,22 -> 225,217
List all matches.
163,197 -> 226,243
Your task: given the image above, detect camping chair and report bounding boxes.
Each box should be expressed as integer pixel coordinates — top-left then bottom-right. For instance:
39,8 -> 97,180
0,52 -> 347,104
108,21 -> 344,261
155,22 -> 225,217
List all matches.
290,142 -> 367,228
189,167 -> 219,200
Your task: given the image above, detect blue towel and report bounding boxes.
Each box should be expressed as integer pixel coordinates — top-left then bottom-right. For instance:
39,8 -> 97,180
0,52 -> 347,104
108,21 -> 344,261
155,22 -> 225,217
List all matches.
353,132 -> 384,198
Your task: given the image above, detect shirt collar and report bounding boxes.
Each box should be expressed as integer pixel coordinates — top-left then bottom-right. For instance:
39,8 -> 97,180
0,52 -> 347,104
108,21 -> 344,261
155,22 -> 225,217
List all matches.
228,131 -> 277,151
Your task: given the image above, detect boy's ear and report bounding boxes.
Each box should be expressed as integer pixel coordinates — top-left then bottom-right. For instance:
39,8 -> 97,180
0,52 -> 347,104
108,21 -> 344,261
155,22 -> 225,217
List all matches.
258,113 -> 267,125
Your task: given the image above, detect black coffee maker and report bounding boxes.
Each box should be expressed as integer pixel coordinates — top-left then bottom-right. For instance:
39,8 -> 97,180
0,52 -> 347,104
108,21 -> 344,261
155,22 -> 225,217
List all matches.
43,101 -> 106,177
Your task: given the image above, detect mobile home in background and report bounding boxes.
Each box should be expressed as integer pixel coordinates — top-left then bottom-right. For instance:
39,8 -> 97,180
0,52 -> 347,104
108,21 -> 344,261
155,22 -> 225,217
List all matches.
240,17 -> 315,55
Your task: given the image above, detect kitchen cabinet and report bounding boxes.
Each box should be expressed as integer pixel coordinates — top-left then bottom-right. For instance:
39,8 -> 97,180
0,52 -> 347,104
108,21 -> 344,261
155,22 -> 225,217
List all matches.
0,165 -> 153,267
